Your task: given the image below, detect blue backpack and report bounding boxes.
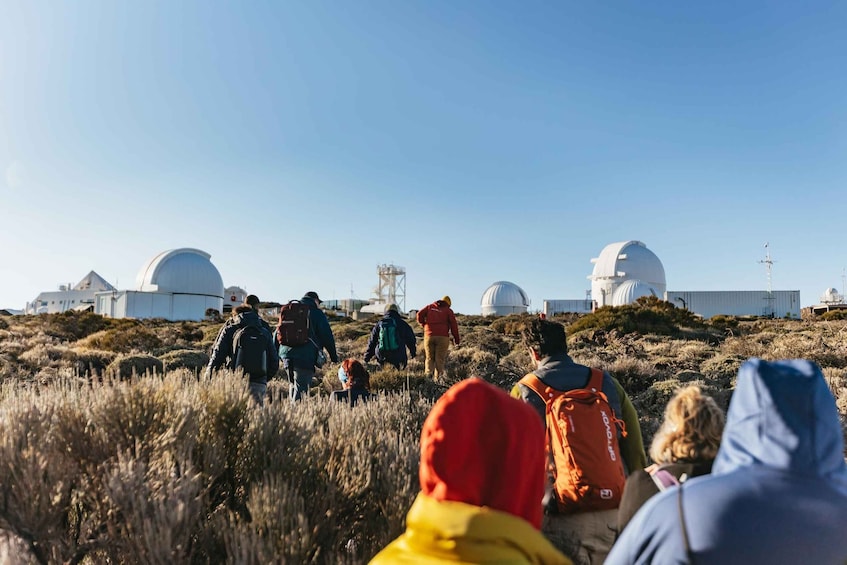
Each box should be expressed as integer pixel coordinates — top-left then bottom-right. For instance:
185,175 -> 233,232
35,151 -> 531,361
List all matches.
378,318 -> 400,352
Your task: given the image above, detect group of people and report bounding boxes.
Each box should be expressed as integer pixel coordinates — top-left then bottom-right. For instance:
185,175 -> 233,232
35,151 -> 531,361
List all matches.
373,318 -> 847,564
204,292 -> 462,404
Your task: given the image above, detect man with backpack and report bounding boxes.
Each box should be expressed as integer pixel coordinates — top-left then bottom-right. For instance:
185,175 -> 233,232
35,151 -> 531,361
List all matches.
205,299 -> 279,406
415,295 -> 460,381
364,304 -> 417,369
511,317 -> 646,565
276,291 -> 339,402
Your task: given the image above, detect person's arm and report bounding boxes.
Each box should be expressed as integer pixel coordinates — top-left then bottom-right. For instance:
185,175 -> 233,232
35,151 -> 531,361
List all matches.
612,377 -> 648,471
317,313 -> 339,363
416,305 -> 428,326
449,311 -> 460,345
364,322 -> 379,363
401,320 -> 417,358
205,324 -> 233,378
264,328 -> 280,377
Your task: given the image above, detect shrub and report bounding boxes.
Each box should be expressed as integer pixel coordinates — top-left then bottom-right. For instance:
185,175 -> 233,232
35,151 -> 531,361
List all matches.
160,349 -> 210,372
820,310 -> 847,321
568,296 -> 706,337
78,325 -> 164,354
107,354 -> 164,379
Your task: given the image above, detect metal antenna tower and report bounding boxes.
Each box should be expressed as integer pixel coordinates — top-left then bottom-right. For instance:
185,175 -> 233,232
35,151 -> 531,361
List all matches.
758,243 -> 775,317
842,268 -> 846,303
375,264 -> 406,312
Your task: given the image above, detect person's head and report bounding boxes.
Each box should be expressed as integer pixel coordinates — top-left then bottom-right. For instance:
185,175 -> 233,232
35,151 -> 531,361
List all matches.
340,359 -> 370,390
385,303 -> 399,314
245,294 -> 260,311
419,378 -> 547,529
521,318 -> 568,359
303,291 -> 322,304
650,385 -> 725,465
440,295 -> 451,307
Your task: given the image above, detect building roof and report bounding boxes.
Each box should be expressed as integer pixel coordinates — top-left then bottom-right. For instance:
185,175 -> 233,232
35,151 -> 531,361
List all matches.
73,271 -> 115,292
481,281 -> 530,309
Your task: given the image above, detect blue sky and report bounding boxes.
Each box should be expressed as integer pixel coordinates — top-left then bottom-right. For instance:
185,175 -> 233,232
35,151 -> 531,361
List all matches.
1,1 -> 845,313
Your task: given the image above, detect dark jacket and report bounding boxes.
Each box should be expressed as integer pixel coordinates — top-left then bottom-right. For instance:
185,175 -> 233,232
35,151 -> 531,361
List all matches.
617,460 -> 713,533
278,296 -> 339,370
607,359 -> 847,565
332,387 -> 373,407
511,353 -> 647,475
364,310 -> 417,368
205,310 -> 279,384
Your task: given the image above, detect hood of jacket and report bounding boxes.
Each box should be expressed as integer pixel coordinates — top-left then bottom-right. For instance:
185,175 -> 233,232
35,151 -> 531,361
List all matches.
712,358 -> 847,483
433,300 -> 450,309
419,378 -> 546,529
370,493 -> 570,564
231,310 -> 263,329
300,296 -> 320,310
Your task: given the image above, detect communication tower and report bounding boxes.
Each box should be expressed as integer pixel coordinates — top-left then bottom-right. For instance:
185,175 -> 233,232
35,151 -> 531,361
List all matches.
374,264 -> 406,312
758,243 -> 775,317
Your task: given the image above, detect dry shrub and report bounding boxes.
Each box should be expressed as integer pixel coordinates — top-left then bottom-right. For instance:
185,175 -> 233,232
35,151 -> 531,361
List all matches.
107,355 -> 164,379
445,347 -> 499,382
71,348 -> 117,376
489,314 -> 534,336
160,349 -> 210,372
78,326 -> 163,354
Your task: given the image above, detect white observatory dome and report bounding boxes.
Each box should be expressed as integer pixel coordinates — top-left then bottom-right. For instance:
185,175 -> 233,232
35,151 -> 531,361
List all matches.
590,241 -> 666,308
611,279 -> 658,307
135,248 -> 224,298
481,281 -> 530,316
821,287 -> 842,303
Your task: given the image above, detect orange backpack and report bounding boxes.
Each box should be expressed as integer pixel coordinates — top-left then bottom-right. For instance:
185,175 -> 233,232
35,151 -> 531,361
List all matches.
519,368 -> 627,513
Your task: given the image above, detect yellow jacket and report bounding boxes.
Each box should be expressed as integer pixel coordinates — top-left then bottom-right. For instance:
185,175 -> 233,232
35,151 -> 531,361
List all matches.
370,493 -> 571,564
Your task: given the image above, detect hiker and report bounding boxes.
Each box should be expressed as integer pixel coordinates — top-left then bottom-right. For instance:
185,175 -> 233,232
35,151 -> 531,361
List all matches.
277,291 -> 339,402
204,301 -> 279,406
415,295 -> 460,381
607,358 -> 847,564
371,378 -> 572,564
333,358 -> 372,406
617,385 -> 725,533
364,304 -> 417,369
511,317 -> 646,565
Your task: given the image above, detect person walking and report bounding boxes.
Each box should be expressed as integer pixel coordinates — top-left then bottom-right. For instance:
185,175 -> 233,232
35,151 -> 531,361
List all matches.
204,298 -> 279,406
371,378 -> 572,564
607,358 -> 847,564
364,304 -> 416,370
511,317 -> 646,565
278,291 -> 339,402
415,295 -> 460,381
617,384 -> 725,533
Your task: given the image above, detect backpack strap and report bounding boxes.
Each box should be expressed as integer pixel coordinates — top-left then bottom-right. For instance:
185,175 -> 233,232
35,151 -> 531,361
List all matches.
586,367 -> 605,391
678,481 -> 695,564
518,373 -> 555,404
649,466 -> 681,492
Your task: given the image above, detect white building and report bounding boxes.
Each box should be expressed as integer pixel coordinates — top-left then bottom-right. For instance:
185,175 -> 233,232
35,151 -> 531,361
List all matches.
590,241 -> 667,308
666,290 -> 800,319
481,281 -> 530,316
95,248 -> 224,321
25,271 -> 116,314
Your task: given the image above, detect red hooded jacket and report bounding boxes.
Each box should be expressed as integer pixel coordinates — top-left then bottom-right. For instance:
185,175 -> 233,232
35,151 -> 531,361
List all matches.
416,300 -> 460,343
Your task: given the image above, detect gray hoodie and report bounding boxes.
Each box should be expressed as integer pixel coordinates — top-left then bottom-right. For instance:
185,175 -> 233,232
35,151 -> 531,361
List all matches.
607,358 -> 847,565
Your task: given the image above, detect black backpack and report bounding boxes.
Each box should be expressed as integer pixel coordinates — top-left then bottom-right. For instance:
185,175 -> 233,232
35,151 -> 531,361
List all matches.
233,324 -> 269,376
277,300 -> 311,347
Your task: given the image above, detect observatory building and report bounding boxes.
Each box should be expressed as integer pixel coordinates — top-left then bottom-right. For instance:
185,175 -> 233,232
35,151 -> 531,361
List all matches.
25,271 -> 116,314
543,240 -> 801,319
94,248 -> 224,321
481,281 -> 530,316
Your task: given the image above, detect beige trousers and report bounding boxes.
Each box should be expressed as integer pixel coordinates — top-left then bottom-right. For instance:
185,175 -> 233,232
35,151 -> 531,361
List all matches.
423,335 -> 450,380
541,508 -> 618,565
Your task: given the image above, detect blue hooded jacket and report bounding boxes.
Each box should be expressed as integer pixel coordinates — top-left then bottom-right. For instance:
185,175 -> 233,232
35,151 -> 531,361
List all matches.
607,358 -> 847,565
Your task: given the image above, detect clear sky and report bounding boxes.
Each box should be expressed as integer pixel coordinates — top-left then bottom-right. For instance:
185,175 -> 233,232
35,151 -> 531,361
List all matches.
2,1 -> 845,314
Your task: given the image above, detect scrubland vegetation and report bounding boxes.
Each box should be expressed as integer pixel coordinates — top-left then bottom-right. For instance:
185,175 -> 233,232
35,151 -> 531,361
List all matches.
0,297 -> 845,563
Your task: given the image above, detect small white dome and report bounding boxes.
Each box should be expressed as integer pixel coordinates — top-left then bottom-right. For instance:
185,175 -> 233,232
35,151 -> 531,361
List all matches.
821,287 -> 842,303
481,281 -> 529,316
135,248 -> 224,298
611,279 -> 658,307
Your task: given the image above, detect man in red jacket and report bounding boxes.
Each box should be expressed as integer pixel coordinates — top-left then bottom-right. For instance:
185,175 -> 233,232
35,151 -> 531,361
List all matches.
416,295 -> 460,381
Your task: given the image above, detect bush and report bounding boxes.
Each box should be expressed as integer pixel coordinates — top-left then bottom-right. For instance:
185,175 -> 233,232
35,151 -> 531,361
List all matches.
107,354 -> 164,379
568,296 -> 706,337
78,325 -> 164,354
820,310 -> 847,321
160,349 -> 210,372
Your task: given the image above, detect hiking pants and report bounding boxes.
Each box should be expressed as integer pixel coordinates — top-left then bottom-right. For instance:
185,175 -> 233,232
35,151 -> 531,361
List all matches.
288,366 -> 315,402
541,508 -> 617,565
248,381 -> 267,407
424,335 -> 450,380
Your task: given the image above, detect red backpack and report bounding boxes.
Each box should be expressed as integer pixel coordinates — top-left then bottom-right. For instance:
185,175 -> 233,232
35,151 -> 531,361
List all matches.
276,300 -> 311,347
519,368 -> 627,513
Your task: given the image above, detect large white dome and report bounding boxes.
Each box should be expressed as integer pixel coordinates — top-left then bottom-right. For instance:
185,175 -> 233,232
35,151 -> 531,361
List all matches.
481,281 -> 530,316
135,248 -> 224,298
590,241 -> 666,307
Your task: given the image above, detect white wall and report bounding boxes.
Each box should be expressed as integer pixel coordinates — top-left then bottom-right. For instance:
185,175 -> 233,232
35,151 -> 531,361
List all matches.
543,299 -> 594,316
665,290 -> 801,319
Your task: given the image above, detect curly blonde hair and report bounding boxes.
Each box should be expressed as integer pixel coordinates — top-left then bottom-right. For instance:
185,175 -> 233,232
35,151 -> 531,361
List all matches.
649,385 -> 725,465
